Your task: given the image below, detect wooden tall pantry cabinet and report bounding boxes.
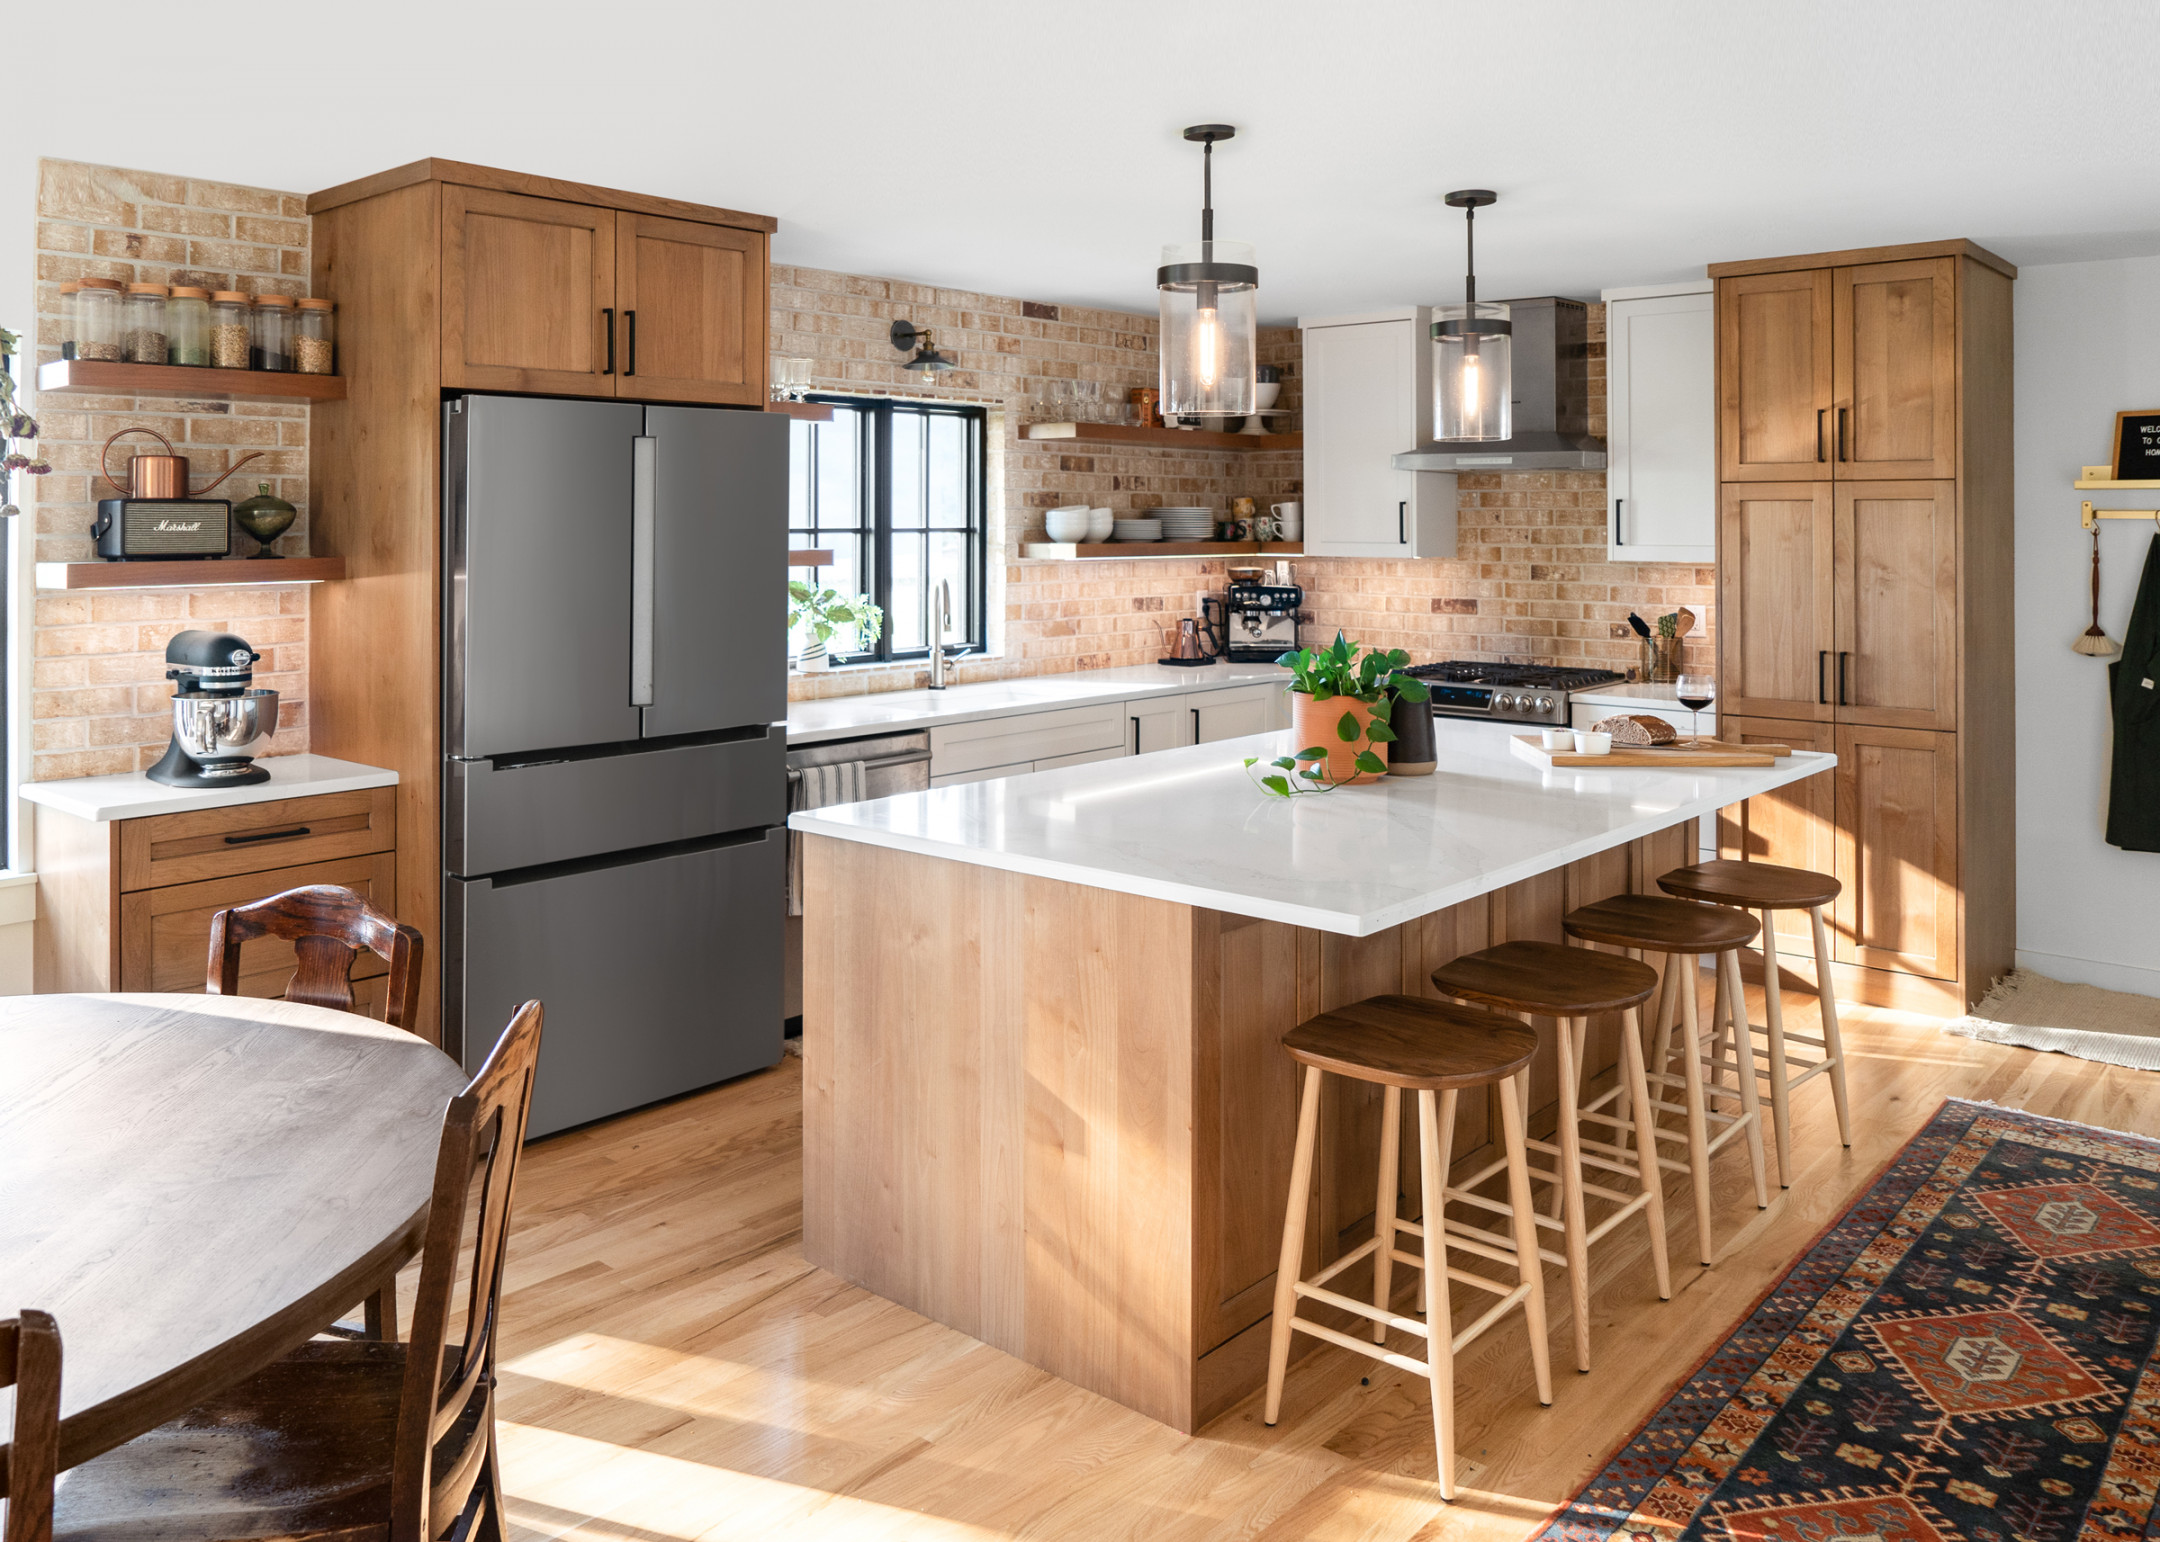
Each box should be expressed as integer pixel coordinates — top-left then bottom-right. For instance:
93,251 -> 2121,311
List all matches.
304,160 -> 778,1041
1711,240 -> 2014,1013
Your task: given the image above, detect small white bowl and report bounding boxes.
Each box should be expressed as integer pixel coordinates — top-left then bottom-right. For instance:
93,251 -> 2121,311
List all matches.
1572,730 -> 1612,756
1086,507 -> 1115,542
1045,509 -> 1092,543
1541,727 -> 1573,751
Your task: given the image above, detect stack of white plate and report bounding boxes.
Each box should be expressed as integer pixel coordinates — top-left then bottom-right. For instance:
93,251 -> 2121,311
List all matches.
1112,518 -> 1164,543
1152,506 -> 1216,541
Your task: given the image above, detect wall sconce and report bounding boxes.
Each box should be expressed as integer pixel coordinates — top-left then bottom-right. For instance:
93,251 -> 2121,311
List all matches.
890,320 -> 959,373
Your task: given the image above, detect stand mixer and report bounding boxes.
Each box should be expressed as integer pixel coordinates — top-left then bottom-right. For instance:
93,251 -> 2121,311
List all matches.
146,630 -> 280,787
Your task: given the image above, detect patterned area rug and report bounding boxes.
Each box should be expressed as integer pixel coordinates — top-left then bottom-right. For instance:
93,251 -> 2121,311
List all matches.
1535,1099 -> 2160,1542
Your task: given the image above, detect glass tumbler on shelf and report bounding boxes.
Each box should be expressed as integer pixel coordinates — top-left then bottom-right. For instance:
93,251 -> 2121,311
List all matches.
771,356 -> 813,401
251,293 -> 294,371
123,283 -> 170,364
1675,673 -> 1716,746
210,293 -> 252,368
167,287 -> 212,367
76,278 -> 124,362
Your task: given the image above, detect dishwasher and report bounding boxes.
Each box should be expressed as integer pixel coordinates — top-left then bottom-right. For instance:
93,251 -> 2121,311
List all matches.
784,730 -> 932,1032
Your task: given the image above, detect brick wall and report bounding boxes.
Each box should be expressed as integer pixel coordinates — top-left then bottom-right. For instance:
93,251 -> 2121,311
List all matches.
28,160 -> 313,781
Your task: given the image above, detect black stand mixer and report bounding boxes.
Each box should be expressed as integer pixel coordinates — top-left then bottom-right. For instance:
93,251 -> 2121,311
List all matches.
146,630 -> 280,788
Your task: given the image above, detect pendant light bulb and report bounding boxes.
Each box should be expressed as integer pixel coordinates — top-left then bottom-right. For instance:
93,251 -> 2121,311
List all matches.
1158,125 -> 1257,421
1432,189 -> 1512,442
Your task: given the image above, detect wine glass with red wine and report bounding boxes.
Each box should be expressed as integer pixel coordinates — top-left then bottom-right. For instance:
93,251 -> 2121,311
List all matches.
1676,673 -> 1715,746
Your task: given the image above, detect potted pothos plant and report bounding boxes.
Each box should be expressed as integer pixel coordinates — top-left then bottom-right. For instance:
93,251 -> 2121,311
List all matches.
1245,633 -> 1429,796
787,581 -> 884,670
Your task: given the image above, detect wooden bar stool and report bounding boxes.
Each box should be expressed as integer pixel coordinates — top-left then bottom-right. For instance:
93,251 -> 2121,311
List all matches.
1429,941 -> 1671,1373
1658,860 -> 1850,1183
1561,895 -> 1770,1264
1263,994 -> 1552,1501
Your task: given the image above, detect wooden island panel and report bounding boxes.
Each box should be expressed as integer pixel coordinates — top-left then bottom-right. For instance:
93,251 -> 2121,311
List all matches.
802,818 -> 1694,1433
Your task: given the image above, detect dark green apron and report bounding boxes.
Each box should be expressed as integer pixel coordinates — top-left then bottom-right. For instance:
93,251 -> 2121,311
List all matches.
2107,533 -> 2160,852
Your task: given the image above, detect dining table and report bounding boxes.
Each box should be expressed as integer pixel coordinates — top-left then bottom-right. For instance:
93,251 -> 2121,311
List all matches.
0,991 -> 466,1477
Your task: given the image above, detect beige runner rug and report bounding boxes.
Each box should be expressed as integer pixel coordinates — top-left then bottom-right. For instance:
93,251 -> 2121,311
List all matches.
1942,967 -> 2160,1069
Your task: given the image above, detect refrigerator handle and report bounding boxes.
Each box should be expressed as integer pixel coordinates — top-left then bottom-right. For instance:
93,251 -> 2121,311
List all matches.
631,436 -> 656,707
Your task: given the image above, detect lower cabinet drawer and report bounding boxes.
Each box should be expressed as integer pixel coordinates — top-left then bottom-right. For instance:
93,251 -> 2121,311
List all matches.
119,851 -> 397,996
119,787 -> 395,894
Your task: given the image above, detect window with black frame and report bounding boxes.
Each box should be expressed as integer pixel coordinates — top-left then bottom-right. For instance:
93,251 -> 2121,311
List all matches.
787,396 -> 986,665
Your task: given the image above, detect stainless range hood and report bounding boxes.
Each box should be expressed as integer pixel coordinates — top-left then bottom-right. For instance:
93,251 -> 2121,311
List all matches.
1393,296 -> 1607,471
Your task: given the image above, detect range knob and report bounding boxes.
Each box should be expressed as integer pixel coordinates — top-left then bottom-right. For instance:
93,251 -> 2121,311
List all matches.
1533,694 -> 1556,714
1494,693 -> 1517,712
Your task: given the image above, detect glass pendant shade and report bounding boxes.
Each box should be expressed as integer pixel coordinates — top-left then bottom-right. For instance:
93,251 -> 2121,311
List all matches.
1433,301 -> 1512,441
1157,239 -> 1257,419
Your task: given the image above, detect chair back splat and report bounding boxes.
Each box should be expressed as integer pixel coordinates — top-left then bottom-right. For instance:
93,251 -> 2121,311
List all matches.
207,883 -> 424,1031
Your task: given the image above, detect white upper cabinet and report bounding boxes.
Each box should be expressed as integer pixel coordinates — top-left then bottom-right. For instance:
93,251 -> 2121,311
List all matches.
1603,282 -> 1715,563
1299,308 -> 1457,558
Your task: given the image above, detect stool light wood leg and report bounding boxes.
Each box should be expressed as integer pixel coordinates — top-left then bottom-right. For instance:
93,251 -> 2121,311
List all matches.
1808,905 -> 1852,1146
1758,908 -> 1793,1186
1373,1084 -> 1402,1342
1555,1017 -> 1593,1373
1498,1072 -> 1553,1406
1418,1088 -> 1458,1500
1647,960 -> 1680,1105
1722,947 -> 1771,1209
1264,1065 -> 1323,1426
1619,1005 -> 1671,1299
1430,1084 -> 1460,1320
1674,955 -> 1716,1266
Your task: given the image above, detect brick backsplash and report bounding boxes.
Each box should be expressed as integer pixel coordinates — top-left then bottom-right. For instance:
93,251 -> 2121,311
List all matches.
27,160 -> 315,781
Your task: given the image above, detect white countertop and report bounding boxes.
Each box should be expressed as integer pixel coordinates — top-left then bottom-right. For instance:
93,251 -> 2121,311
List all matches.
785,662 -> 1292,744
1571,682 -> 1686,710
791,718 -> 1832,937
22,754 -> 400,823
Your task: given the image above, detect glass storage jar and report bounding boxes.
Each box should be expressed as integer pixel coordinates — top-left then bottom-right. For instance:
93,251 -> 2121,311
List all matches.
293,297 -> 334,375
210,293 -> 252,368
58,281 -> 80,360
167,287 -> 211,367
251,293 -> 294,371
124,283 -> 170,364
76,278 -> 124,362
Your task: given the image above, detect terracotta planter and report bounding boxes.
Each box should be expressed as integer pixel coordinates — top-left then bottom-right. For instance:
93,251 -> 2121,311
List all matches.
1289,691 -> 1389,786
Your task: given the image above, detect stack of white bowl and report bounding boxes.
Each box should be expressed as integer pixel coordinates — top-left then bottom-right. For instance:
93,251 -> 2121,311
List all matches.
1111,517 -> 1164,543
1044,505 -> 1092,543
1086,507 -> 1114,542
1152,506 -> 1216,542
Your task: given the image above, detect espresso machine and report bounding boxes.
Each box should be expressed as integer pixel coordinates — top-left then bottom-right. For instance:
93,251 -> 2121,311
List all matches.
147,629 -> 279,787
1223,569 -> 1304,661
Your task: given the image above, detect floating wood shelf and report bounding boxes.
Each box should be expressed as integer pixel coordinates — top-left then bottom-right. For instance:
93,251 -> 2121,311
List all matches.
2076,464 -> 2160,490
1021,540 -> 1304,560
36,557 -> 347,591
788,549 -> 836,566
1021,422 -> 1301,453
37,358 -> 347,406
767,401 -> 835,423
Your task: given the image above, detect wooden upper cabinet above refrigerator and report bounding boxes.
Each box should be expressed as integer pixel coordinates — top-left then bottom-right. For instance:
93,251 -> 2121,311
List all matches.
615,214 -> 768,406
441,187 -> 619,395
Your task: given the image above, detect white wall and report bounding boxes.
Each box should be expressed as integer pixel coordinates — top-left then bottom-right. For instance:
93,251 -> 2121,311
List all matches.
2015,256 -> 2160,996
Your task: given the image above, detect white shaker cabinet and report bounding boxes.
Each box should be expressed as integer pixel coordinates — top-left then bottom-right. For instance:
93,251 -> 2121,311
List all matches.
1128,695 -> 1193,756
1299,308 -> 1457,558
1191,682 -> 1278,743
1602,281 -> 1715,563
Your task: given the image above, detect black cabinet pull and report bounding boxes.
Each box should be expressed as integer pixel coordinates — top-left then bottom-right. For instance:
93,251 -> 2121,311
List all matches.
1837,406 -> 1849,462
1613,497 -> 1624,545
1816,408 -> 1827,463
1398,500 -> 1407,544
224,826 -> 309,846
1837,651 -> 1851,705
1818,651 -> 1829,705
602,308 -> 615,375
625,310 -> 637,376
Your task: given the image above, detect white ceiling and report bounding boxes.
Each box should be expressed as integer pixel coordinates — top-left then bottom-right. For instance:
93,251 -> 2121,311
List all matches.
26,0 -> 2160,326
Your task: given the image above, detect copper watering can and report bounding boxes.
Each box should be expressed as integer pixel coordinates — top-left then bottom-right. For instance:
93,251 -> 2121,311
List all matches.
98,427 -> 264,501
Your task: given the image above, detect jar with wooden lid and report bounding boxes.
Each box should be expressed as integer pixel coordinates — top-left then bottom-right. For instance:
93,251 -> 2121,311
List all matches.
124,283 -> 170,364
293,298 -> 334,375
76,278 -> 124,362
167,287 -> 212,367
210,293 -> 251,369
58,281 -> 81,360
251,293 -> 294,371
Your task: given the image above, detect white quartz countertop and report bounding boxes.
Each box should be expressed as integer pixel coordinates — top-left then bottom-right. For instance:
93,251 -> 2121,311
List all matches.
791,718 -> 1833,936
785,662 -> 1292,744
22,754 -> 400,823
1571,682 -> 1686,710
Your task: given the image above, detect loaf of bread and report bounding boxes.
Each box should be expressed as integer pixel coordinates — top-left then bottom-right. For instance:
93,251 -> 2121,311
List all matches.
1591,714 -> 1678,747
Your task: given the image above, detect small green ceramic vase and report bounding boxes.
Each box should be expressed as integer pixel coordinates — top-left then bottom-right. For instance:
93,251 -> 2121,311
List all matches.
232,481 -> 296,558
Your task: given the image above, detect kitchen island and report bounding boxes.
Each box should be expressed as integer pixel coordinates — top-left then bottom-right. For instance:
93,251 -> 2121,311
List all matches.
792,720 -> 1832,1432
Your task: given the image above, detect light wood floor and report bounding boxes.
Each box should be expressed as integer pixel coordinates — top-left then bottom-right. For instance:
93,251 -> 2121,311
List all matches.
472,987 -> 2159,1542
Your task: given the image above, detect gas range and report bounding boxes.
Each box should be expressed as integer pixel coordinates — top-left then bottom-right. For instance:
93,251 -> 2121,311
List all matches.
1399,661 -> 1629,728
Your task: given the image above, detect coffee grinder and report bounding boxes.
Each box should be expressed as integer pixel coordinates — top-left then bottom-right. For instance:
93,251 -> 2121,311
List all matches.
147,629 -> 280,787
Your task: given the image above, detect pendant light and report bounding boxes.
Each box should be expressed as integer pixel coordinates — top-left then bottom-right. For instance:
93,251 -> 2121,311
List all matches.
1432,190 -> 1511,442
1157,125 -> 1257,421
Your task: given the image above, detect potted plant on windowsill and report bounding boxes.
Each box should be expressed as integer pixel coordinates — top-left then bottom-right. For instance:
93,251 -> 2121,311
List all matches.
1247,634 -> 1429,795
788,581 -> 884,671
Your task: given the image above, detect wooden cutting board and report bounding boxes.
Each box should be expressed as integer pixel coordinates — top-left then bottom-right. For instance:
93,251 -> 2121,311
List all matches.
1510,735 -> 1792,768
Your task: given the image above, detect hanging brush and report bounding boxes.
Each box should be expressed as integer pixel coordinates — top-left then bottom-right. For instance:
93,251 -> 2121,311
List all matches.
2074,527 -> 2120,657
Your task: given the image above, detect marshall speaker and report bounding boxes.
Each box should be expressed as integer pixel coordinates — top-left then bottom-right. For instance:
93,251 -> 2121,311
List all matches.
92,499 -> 233,559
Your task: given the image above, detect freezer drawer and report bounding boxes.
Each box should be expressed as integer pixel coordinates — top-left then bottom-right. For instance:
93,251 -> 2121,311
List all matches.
450,828 -> 784,1138
446,730 -> 784,876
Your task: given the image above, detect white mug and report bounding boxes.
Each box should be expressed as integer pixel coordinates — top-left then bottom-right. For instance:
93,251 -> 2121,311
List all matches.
1270,501 -> 1302,540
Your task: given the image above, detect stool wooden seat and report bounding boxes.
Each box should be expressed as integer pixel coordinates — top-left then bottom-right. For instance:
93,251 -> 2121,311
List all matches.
1659,860 -> 1851,1182
1563,895 -> 1769,1265
1265,994 -> 1551,1501
1429,942 -> 1670,1374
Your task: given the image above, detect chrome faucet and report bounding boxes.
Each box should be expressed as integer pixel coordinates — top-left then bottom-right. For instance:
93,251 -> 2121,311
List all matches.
928,580 -> 954,690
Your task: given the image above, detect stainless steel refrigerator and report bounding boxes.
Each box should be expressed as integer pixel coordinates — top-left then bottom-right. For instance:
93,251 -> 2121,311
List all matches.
442,394 -> 787,1137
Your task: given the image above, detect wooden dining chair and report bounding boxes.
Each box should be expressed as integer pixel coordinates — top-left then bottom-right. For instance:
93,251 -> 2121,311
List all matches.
207,883 -> 425,1033
52,1001 -> 543,1542
1,1311 -> 62,1542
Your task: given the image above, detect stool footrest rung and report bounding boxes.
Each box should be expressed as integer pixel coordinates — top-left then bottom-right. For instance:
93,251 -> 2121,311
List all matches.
1442,1215 -> 1568,1270
1285,1314 -> 1435,1380
1583,1193 -> 1654,1248
1309,1235 -> 1383,1291
1293,1278 -> 1431,1339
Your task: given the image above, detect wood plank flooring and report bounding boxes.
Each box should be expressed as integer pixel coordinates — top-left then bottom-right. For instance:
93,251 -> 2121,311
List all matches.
460,986 -> 2160,1542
